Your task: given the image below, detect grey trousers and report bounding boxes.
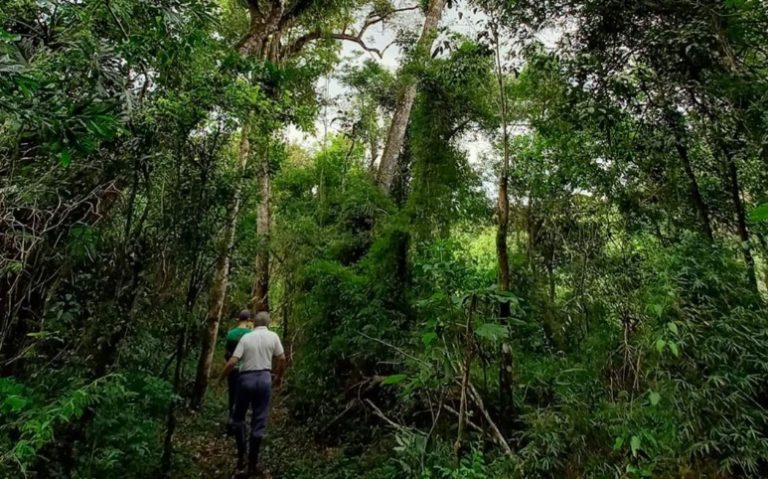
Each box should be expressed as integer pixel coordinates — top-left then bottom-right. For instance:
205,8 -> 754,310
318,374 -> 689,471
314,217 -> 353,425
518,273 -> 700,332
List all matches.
231,370 -> 271,456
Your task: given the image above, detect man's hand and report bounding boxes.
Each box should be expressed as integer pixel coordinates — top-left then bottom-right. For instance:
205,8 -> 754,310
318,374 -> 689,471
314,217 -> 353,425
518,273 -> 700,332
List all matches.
272,374 -> 283,388
219,357 -> 238,384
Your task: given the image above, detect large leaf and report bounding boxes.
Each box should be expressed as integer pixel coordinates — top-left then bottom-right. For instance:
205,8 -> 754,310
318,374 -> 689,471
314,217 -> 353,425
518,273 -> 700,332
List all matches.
421,332 -> 437,346
749,203 -> 768,222
475,323 -> 508,342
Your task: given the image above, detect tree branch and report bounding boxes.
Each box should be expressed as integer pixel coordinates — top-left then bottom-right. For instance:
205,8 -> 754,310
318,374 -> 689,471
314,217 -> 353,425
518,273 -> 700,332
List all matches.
283,5 -> 419,57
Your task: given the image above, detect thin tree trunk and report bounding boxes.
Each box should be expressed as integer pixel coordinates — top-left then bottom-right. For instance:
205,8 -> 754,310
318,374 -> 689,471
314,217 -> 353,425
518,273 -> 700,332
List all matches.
190,119 -> 251,410
726,155 -> 758,291
454,308 -> 473,458
707,9 -> 757,290
665,111 -> 714,241
161,276 -> 202,476
492,24 -> 514,415
376,0 -> 447,191
160,325 -> 186,476
252,153 -> 271,312
368,134 -> 378,171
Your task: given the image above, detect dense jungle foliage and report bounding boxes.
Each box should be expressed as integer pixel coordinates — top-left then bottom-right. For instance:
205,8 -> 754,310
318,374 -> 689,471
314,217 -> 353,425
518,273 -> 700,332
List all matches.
2,0 -> 768,477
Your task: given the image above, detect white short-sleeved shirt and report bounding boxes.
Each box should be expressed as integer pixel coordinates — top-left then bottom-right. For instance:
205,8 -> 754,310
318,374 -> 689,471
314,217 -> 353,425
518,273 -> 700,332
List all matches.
232,326 -> 284,372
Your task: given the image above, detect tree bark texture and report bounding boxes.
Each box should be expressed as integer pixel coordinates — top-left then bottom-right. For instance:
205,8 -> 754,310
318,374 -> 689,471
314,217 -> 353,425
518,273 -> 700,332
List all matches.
376,0 -> 447,191
252,153 -> 271,312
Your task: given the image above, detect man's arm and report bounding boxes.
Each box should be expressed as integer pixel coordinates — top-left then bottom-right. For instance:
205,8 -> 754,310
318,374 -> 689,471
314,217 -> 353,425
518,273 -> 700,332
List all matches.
220,337 -> 246,383
219,356 -> 238,384
272,334 -> 286,387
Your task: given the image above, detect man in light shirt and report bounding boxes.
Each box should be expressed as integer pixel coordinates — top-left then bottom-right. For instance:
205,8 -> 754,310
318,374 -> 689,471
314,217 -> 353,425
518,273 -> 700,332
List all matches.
220,310 -> 285,476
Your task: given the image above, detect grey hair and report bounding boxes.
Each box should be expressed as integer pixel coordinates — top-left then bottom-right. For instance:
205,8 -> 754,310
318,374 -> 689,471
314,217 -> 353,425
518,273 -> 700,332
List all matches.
253,311 -> 270,327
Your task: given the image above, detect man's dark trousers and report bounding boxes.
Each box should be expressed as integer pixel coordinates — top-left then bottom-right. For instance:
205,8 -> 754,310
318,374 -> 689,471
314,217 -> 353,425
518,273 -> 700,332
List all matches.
232,370 -> 271,469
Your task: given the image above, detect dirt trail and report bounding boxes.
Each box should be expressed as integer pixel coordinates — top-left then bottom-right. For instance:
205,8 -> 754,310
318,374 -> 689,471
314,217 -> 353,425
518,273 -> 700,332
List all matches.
174,372 -> 344,479
173,380 -> 286,479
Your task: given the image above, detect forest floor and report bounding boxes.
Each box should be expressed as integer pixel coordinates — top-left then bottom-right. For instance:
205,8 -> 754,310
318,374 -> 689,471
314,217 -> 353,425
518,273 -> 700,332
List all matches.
172,372 -> 347,479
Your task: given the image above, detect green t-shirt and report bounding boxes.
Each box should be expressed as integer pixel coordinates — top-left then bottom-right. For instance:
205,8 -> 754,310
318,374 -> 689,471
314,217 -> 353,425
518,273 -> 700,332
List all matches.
224,327 -> 251,360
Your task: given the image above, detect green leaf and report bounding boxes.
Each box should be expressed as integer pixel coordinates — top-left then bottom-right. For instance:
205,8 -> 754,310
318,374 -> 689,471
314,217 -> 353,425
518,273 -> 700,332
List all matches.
613,436 -> 624,450
382,374 -> 407,385
649,391 -> 661,406
421,332 -> 437,347
4,394 -> 28,412
630,435 -> 641,457
648,304 -> 663,317
59,150 -> 71,167
655,338 -> 666,354
749,203 -> 768,222
668,341 -> 679,357
474,323 -> 507,342
0,29 -> 20,42
666,322 -> 679,335
13,439 -> 36,461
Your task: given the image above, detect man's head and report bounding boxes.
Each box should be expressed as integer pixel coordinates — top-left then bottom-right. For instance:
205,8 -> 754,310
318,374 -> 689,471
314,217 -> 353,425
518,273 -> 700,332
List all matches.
253,311 -> 270,327
237,309 -> 252,327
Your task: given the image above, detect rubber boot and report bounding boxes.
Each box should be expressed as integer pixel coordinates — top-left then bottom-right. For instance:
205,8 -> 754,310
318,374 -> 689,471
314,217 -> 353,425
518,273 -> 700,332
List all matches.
247,437 -> 262,477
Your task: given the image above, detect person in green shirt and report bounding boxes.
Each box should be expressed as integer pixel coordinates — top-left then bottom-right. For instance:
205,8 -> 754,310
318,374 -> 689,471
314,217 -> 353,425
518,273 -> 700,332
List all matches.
225,309 -> 253,418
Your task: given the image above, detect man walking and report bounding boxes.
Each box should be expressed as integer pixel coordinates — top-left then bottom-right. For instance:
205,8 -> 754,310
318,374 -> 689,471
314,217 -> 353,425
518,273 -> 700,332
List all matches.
220,311 -> 285,476
224,309 -> 253,418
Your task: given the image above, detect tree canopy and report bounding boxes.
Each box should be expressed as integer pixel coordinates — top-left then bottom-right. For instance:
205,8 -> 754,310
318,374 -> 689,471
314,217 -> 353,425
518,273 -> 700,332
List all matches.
2,0 -> 768,477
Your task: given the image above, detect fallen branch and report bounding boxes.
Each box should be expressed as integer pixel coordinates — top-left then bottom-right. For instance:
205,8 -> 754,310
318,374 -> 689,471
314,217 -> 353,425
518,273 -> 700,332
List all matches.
443,404 -> 483,434
364,399 -> 417,435
358,331 -> 430,365
467,382 -> 514,458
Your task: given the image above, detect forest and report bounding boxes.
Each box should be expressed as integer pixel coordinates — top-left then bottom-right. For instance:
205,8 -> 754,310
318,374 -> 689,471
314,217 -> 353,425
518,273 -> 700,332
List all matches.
2,0 -> 768,477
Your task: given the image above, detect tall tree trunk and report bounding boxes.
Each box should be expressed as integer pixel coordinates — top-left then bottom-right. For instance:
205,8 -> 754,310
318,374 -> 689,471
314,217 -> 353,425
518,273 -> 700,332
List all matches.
243,19 -> 283,314
190,119 -> 251,410
726,155 -> 758,291
252,153 -> 271,312
492,25 -> 514,417
665,112 -> 714,241
376,0 -> 447,191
